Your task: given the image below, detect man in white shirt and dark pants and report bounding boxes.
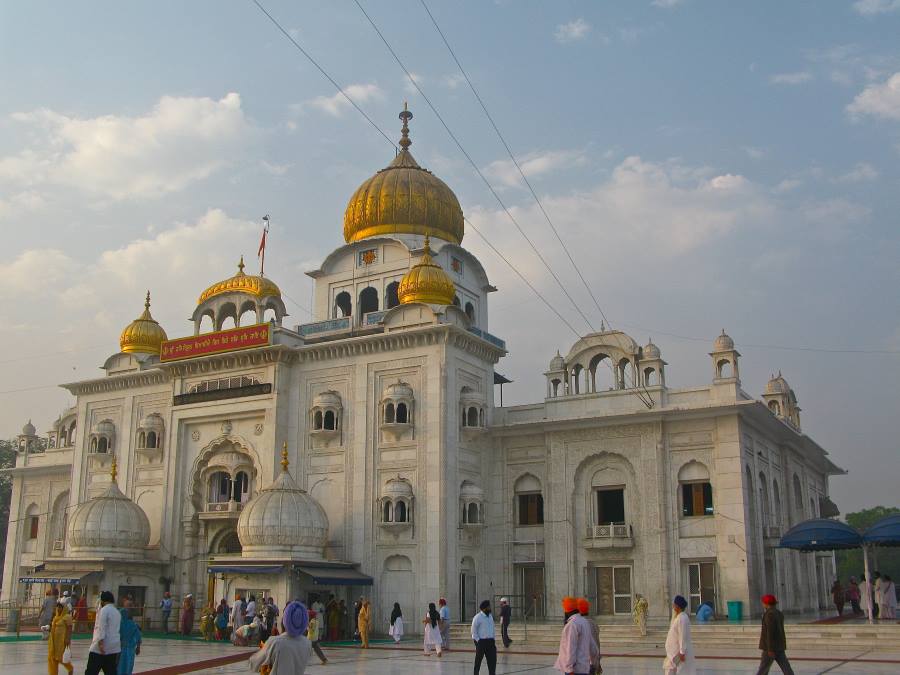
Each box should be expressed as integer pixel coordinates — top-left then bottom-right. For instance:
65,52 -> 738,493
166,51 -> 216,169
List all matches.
86,590 -> 121,675
471,600 -> 497,675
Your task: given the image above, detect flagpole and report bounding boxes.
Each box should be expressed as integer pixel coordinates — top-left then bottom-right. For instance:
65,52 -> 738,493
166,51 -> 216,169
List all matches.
260,215 -> 270,277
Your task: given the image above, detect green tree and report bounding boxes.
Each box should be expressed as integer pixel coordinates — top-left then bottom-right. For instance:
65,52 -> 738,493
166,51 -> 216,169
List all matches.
835,506 -> 900,584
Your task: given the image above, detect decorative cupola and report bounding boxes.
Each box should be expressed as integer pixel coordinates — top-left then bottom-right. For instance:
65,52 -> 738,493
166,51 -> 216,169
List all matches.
381,381 -> 415,440
343,104 -> 464,245
640,338 -> 667,387
763,371 -> 801,430
379,476 -> 414,529
459,480 -> 485,527
236,443 -> 329,559
16,420 -> 39,454
459,386 -> 486,433
119,291 -> 168,356
397,235 -> 457,306
545,351 -> 567,398
135,413 -> 165,462
710,329 -> 740,382
191,257 -> 287,334
67,460 -> 151,560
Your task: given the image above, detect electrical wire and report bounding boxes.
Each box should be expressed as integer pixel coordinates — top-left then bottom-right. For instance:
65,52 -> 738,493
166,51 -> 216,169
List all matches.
352,0 -> 597,337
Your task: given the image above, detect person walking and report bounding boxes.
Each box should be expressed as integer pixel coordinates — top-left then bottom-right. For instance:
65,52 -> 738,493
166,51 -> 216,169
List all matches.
180,594 -> 195,636
472,600 -> 497,675
755,594 -> 794,675
249,601 -> 312,674
47,600 -> 74,675
61,591 -> 73,612
438,597 -> 451,651
554,597 -> 599,675
633,593 -> 649,637
215,602 -> 229,641
306,609 -> 328,664
353,598 -> 362,641
39,588 -> 59,628
499,598 -> 512,649
577,598 -> 602,675
357,599 -> 371,648
847,577 -> 861,615
389,603 -> 404,643
881,575 -> 897,619
326,598 -> 341,642
860,574 -> 871,618
873,572 -> 882,619
158,592 -> 173,635
831,580 -> 845,616
231,594 -> 246,633
663,595 -> 695,675
74,594 -> 88,634
85,591 -> 121,675
199,602 -> 216,641
246,595 -> 257,626
423,602 -> 443,657
117,608 -> 142,675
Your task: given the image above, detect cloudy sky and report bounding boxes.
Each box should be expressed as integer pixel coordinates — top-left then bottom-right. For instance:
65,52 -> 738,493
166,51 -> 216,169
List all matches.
1,1 -> 898,514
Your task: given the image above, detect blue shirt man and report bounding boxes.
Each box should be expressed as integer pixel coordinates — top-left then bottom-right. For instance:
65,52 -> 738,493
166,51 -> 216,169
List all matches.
471,600 -> 496,675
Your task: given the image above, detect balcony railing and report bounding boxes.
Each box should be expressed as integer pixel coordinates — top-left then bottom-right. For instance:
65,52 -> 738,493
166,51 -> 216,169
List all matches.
200,501 -> 246,519
467,327 -> 506,351
584,522 -> 633,548
298,316 -> 351,338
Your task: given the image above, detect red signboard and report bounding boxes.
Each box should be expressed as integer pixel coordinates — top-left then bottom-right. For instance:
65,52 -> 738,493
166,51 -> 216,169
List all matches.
160,323 -> 271,362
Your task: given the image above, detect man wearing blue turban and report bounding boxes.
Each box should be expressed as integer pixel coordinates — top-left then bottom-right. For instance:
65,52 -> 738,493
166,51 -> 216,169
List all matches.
663,595 -> 695,674
249,601 -> 313,674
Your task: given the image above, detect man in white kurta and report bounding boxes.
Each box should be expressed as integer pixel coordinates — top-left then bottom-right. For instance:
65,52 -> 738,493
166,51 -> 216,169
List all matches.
664,595 -> 695,675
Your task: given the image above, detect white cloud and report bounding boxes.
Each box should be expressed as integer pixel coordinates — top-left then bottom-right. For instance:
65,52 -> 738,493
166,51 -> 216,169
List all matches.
651,0 -> 682,8
834,162 -> 879,183
774,178 -> 802,193
743,146 -> 766,159
306,83 -> 384,117
483,149 -> 587,188
554,18 -> 591,43
443,74 -> 465,90
847,72 -> 900,121
769,71 -> 813,85
1,93 -> 254,201
853,0 -> 900,15
403,73 -> 425,95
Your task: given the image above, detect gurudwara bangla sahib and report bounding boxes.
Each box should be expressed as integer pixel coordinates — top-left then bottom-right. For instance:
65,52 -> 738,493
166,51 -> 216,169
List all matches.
3,109 -> 845,631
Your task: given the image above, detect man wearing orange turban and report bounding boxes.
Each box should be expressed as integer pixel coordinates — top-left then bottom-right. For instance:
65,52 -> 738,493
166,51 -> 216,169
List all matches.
554,596 -> 598,674
577,599 -> 601,674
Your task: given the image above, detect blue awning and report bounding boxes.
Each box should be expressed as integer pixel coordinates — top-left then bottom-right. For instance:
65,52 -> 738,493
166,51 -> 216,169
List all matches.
779,518 -> 862,551
295,565 -> 373,586
862,513 -> 900,547
207,565 -> 283,575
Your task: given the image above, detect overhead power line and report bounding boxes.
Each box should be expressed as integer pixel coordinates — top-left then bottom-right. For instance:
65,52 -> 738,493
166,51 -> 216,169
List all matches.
352,0 -> 598,338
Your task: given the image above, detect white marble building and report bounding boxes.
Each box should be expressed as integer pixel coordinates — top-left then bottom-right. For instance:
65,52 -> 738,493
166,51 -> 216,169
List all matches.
2,109 -> 842,626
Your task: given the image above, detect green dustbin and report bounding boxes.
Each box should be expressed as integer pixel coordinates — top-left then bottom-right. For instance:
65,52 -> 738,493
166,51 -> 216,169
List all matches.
726,600 -> 743,621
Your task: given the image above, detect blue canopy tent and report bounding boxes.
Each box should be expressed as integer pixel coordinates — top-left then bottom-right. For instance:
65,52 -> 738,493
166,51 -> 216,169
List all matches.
862,514 -> 900,547
778,518 -> 862,551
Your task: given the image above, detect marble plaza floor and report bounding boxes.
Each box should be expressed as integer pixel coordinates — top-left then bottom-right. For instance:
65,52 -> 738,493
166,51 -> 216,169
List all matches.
2,637 -> 900,674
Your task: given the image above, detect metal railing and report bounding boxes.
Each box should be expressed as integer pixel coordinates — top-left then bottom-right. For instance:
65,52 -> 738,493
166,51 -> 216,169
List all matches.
587,523 -> 631,539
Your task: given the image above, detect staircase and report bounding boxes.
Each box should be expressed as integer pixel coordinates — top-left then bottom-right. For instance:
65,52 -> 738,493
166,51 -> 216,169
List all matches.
449,620 -> 900,651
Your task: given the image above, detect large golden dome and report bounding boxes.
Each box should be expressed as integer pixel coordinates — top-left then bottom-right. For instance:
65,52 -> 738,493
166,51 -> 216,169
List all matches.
398,236 -> 456,306
197,257 -> 281,305
343,106 -> 464,245
120,291 -> 168,355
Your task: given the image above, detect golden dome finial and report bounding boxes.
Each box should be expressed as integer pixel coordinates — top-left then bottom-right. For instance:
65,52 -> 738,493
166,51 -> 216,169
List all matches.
110,458 -> 118,482
399,102 -> 413,150
237,256 -> 246,275
120,290 -> 168,355
281,441 -> 289,472
397,234 -> 456,306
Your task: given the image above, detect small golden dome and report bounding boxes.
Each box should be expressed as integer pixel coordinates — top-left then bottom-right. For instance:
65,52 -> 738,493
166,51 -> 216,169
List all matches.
197,256 -> 281,305
343,105 -> 464,245
120,291 -> 168,355
398,236 -> 456,306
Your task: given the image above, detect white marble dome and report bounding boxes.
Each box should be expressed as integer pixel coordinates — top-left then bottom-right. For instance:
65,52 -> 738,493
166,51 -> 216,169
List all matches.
382,476 -> 414,500
459,480 -> 484,500
237,463 -> 329,559
549,351 -> 565,371
713,330 -> 734,351
67,479 -> 150,559
643,341 -> 661,359
21,419 -> 36,436
765,372 -> 790,394
312,390 -> 342,408
383,381 -> 413,400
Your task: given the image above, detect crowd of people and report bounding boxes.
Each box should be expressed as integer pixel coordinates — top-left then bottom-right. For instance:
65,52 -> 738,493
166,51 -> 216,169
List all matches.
832,571 -> 897,619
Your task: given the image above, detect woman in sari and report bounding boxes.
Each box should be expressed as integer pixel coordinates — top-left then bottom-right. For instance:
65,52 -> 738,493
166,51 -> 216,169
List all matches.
47,601 -> 73,675
199,602 -> 216,641
389,603 -> 403,643
180,594 -> 195,636
633,593 -> 649,636
357,600 -> 371,649
117,608 -> 142,675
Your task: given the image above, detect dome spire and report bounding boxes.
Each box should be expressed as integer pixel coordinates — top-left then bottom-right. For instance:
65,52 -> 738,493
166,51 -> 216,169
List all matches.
399,102 -> 413,150
281,441 -> 289,473
110,458 -> 118,482
237,255 -> 246,275
120,290 -> 168,355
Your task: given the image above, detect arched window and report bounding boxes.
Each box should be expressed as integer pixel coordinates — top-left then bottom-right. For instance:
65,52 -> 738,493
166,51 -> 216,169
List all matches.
768,400 -> 781,415
234,471 -> 250,502
386,282 -> 400,309
467,502 -> 479,524
717,359 -> 733,378
644,367 -> 657,386
219,315 -> 236,330
617,358 -> 630,389
384,402 -> 395,424
467,407 -> 479,427
792,474 -> 803,511
334,291 -> 352,318
396,402 -> 408,424
758,472 -> 770,526
679,461 -> 713,517
210,472 -> 232,504
97,437 -> 108,453
322,410 -> 335,430
551,378 -> 561,397
314,410 -> 323,430
137,431 -> 146,448
452,295 -> 460,307
90,437 -> 98,452
515,474 -> 544,526
465,302 -> 475,322
772,480 -> 782,527
147,431 -> 157,448
26,504 -> 40,540
238,302 -> 257,327
218,530 -> 242,554
383,501 -> 393,523
395,500 -> 408,523
263,306 -> 278,323
359,287 -> 379,315
198,313 -> 214,333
